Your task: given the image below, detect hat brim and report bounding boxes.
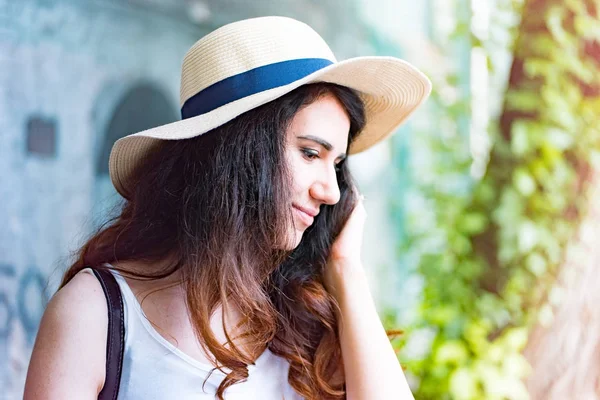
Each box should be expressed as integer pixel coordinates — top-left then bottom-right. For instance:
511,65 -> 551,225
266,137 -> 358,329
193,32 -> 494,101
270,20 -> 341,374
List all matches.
109,56 -> 432,199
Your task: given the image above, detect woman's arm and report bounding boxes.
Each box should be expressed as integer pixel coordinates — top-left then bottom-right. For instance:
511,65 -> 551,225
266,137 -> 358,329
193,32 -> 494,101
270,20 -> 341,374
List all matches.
24,271 -> 108,399
325,196 -> 414,400
330,261 -> 413,400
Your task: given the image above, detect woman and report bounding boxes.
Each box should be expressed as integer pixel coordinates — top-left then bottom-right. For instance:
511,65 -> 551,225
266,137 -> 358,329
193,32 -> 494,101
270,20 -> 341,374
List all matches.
24,16 -> 430,400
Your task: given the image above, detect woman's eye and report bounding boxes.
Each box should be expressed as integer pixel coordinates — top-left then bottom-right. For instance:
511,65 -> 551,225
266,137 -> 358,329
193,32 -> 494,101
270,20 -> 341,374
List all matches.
301,148 -> 319,160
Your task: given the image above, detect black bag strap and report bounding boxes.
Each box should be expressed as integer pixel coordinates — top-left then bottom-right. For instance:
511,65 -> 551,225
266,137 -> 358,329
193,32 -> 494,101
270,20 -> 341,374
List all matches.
91,268 -> 125,400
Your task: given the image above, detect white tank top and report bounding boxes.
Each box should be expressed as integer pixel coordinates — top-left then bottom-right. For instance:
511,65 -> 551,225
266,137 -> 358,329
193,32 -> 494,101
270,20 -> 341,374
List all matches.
82,266 -> 303,399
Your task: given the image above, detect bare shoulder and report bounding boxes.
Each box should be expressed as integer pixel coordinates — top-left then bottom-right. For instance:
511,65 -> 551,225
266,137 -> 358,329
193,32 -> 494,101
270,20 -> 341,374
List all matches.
24,269 -> 108,399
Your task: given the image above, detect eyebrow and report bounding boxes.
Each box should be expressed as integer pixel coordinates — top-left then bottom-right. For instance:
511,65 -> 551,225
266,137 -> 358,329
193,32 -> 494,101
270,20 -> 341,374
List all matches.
297,135 -> 347,160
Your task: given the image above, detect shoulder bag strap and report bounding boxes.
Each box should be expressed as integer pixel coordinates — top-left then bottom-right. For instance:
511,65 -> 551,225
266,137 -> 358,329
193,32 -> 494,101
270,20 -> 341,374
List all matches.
91,268 -> 125,400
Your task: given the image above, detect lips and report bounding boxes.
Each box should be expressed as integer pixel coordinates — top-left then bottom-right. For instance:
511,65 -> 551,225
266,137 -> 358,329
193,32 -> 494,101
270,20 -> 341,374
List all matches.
293,205 -> 318,226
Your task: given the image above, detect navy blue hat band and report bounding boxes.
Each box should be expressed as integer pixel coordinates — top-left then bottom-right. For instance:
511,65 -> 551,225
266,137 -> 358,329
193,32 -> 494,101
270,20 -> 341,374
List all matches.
181,58 -> 333,120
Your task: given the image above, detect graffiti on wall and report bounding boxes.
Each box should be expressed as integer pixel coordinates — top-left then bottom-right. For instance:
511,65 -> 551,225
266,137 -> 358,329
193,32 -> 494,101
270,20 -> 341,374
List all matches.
0,263 -> 49,396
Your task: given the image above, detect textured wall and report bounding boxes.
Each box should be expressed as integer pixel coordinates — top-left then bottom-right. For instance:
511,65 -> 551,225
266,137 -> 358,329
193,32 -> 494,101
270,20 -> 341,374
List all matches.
0,2 -> 203,396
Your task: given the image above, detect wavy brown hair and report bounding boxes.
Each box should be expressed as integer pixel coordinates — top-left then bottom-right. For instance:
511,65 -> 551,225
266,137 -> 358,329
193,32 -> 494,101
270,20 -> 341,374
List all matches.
60,83 -> 365,399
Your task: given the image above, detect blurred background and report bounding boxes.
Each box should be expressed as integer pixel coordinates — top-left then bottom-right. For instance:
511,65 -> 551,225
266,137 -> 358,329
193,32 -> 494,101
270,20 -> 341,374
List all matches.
2,0 -> 600,399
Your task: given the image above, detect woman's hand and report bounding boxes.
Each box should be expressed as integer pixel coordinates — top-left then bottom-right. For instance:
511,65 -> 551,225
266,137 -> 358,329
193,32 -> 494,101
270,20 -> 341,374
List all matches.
323,193 -> 368,301
323,192 -> 415,400
330,193 -> 367,263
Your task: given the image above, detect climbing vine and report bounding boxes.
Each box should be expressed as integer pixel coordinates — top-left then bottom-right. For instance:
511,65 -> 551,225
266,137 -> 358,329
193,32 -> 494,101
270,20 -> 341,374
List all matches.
391,0 -> 600,399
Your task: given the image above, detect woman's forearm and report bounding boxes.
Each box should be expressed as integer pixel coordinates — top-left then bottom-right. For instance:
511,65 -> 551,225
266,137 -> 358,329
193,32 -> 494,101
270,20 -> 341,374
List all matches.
333,261 -> 414,400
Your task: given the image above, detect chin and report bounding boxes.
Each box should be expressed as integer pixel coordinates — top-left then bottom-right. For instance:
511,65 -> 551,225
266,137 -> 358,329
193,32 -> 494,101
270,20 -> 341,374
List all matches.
290,235 -> 303,250
278,229 -> 304,251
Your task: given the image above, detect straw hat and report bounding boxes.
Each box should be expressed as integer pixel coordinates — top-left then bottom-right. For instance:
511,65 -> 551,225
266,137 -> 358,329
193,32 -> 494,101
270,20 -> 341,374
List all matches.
109,16 -> 432,199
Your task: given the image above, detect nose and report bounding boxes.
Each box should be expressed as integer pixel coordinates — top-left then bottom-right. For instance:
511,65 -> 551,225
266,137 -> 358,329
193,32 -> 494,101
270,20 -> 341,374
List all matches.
309,166 -> 341,205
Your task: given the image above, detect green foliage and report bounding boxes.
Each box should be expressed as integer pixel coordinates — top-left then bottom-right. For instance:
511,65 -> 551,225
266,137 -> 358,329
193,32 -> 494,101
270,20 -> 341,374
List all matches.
394,1 -> 600,399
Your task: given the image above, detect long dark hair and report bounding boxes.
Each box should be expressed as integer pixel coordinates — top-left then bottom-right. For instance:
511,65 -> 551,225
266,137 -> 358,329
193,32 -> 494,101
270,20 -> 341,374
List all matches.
61,82 -> 365,399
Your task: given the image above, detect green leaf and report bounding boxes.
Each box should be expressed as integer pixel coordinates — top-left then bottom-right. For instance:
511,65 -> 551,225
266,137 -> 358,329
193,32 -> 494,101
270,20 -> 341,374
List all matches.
518,220 -> 539,253
505,90 -> 541,112
545,127 -> 573,150
526,252 -> 547,276
546,6 -> 570,46
450,367 -> 478,400
435,341 -> 469,365
427,305 -> 460,325
538,303 -> 555,327
457,213 -> 488,235
524,58 -> 555,79
510,121 -> 531,156
502,327 -> 529,351
513,168 -> 536,196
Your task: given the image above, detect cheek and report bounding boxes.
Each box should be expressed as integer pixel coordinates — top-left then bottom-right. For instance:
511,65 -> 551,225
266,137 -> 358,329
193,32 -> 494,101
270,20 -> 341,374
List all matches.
289,154 -> 314,195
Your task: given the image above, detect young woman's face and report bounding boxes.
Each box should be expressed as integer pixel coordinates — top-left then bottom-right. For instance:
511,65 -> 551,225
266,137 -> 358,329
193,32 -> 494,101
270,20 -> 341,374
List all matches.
284,93 -> 351,249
